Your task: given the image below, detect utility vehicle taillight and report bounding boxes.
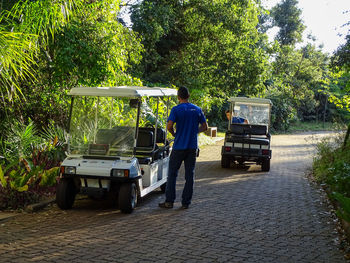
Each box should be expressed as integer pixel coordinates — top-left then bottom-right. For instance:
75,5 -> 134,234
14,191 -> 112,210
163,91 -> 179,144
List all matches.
262,149 -> 269,155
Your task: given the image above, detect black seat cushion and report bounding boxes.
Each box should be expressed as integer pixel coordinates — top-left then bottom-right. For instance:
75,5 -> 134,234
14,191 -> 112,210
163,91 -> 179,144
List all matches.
230,124 -> 267,135
138,127 -> 166,143
136,130 -> 154,147
230,136 -> 270,145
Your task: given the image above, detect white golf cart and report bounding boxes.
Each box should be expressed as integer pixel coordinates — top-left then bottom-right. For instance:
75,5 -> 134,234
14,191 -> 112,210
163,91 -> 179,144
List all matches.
56,86 -> 177,213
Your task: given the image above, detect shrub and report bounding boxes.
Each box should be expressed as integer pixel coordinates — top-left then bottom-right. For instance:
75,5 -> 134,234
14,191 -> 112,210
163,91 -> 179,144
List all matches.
313,132 -> 350,222
0,121 -> 66,210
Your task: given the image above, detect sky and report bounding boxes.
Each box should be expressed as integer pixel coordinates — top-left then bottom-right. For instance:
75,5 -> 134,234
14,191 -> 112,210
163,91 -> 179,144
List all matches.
262,0 -> 350,54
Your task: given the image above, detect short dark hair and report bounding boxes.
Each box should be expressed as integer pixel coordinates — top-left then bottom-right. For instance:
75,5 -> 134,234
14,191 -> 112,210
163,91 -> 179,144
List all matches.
177,86 -> 190,99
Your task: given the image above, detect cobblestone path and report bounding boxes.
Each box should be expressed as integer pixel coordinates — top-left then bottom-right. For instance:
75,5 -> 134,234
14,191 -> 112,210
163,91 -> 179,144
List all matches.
0,133 -> 346,262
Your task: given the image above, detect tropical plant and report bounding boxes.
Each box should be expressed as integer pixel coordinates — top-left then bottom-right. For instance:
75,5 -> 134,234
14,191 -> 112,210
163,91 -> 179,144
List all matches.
1,120 -> 41,162
0,0 -> 85,99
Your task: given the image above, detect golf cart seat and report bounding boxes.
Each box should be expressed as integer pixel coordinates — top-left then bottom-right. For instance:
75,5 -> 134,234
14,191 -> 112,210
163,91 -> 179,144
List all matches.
230,124 -> 267,135
136,127 -> 167,164
228,123 -> 270,146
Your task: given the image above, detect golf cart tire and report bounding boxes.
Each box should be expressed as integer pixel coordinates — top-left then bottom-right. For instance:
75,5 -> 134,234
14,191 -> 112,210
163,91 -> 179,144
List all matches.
262,159 -> 270,172
118,183 -> 138,214
56,178 -> 76,210
160,182 -> 166,193
221,156 -> 230,168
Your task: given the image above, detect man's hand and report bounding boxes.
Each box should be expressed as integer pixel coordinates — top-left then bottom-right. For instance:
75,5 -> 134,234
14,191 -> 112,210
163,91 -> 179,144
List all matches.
198,122 -> 208,133
167,120 -> 175,137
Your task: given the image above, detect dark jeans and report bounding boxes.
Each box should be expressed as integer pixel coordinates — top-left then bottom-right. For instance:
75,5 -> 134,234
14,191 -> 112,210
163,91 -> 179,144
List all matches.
165,149 -> 197,206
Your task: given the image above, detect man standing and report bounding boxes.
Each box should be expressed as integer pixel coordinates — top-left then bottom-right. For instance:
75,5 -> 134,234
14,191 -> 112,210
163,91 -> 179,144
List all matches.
159,86 -> 208,209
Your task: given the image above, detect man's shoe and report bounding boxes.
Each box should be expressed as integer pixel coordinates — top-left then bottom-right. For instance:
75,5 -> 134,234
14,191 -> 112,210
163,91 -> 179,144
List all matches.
159,202 -> 173,208
181,204 -> 189,209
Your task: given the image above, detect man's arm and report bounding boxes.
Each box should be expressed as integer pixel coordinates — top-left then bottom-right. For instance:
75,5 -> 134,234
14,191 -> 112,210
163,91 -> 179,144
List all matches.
167,120 -> 175,137
198,122 -> 208,133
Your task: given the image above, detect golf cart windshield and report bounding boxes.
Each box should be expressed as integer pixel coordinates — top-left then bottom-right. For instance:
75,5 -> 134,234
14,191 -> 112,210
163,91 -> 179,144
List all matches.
232,102 -> 270,126
68,96 -> 138,157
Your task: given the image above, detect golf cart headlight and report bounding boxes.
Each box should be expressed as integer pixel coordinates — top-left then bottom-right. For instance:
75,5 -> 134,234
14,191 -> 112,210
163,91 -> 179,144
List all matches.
63,166 -> 76,175
111,169 -> 129,177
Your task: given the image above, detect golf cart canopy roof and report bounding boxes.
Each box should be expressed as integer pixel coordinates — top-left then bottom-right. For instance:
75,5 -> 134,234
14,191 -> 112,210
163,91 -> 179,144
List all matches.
228,97 -> 272,105
69,86 -> 178,98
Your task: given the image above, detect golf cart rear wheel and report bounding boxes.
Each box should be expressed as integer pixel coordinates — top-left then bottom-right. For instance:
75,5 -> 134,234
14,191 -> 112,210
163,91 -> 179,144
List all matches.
221,156 -> 230,168
118,183 -> 138,213
56,178 -> 76,209
262,159 -> 270,172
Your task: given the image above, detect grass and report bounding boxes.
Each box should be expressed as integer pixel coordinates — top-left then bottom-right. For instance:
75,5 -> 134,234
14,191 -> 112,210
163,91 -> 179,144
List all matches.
282,121 -> 346,134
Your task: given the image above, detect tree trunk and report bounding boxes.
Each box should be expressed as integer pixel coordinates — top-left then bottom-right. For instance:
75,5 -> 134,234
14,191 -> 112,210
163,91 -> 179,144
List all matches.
343,123 -> 350,150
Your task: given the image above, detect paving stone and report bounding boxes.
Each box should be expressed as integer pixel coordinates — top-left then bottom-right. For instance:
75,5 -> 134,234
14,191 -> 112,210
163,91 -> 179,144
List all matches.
0,133 -> 347,262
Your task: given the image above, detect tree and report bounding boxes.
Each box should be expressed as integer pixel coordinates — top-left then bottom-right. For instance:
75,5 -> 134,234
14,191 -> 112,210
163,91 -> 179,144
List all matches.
0,0 -> 85,99
330,27 -> 350,147
270,0 -> 305,46
0,0 -> 143,130
131,0 -> 269,119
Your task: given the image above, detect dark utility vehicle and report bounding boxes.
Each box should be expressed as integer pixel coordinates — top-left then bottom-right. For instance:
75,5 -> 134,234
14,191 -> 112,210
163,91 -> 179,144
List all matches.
221,97 -> 272,171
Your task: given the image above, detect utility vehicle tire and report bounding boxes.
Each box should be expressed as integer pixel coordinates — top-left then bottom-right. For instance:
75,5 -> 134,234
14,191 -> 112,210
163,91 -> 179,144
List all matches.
160,183 -> 166,193
221,156 -> 230,168
56,178 -> 76,209
262,159 -> 270,172
238,159 -> 245,165
118,183 -> 137,213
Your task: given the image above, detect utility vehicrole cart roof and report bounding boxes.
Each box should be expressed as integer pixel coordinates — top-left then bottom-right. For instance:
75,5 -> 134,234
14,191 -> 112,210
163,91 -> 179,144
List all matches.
229,97 -> 272,105
69,86 -> 177,98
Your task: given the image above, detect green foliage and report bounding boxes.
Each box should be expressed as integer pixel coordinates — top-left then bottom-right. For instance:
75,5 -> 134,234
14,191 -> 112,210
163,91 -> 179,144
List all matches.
270,44 -> 330,123
332,34 -> 350,72
270,0 -> 305,46
1,0 -> 144,146
313,133 -> 350,194
333,192 -> 350,223
0,0 -> 85,98
288,121 -> 343,133
312,136 -> 350,223
265,83 -> 297,131
51,0 -> 143,87
0,119 -> 65,210
131,0 -> 269,104
1,120 -> 41,162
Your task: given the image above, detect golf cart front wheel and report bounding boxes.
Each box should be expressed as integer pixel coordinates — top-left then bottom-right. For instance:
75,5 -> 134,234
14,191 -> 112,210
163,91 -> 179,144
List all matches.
118,183 -> 138,213
56,178 -> 76,210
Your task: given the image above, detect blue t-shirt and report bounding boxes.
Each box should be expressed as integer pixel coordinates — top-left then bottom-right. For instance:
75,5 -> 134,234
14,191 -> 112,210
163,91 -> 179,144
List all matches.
168,103 -> 206,150
232,117 -> 246,124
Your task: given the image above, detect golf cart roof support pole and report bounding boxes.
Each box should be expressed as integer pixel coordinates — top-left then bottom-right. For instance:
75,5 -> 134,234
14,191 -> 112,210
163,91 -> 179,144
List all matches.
94,97 -> 100,143
165,97 -> 169,143
67,97 -> 75,133
109,97 -> 114,129
133,99 -> 141,156
269,104 -> 271,128
153,97 -> 159,151
66,96 -> 75,154
229,102 -> 233,130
